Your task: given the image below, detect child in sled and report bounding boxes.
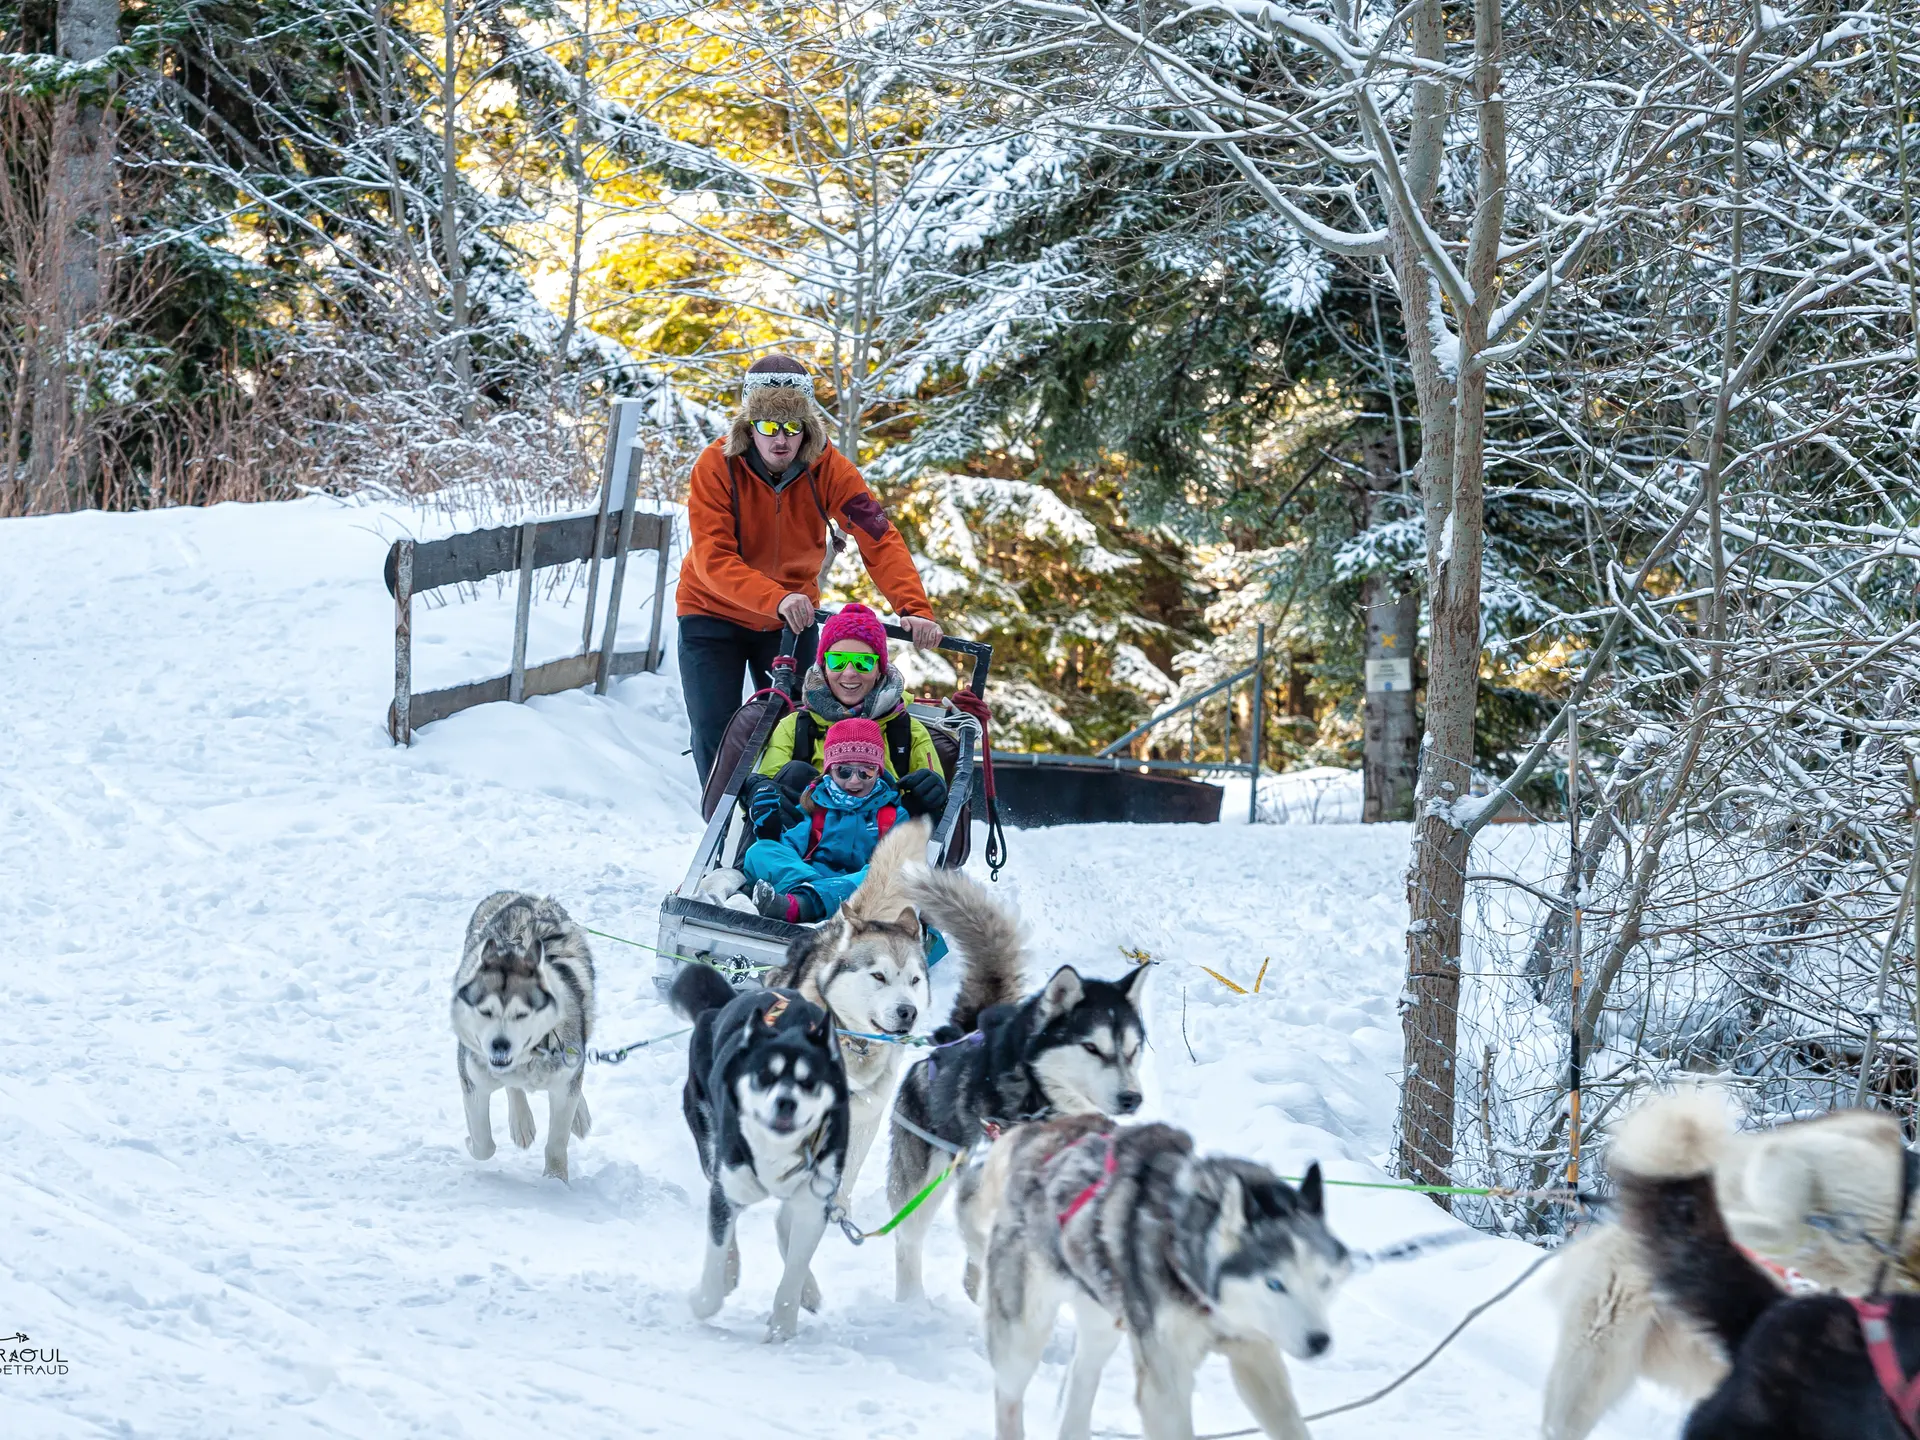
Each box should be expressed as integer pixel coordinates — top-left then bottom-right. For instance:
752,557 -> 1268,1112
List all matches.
740,717 -> 925,922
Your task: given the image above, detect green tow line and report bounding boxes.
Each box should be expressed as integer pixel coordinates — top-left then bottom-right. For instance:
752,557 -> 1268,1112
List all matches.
834,1159 -> 960,1245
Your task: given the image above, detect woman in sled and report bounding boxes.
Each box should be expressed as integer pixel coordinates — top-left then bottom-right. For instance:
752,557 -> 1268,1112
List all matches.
735,602 -> 949,919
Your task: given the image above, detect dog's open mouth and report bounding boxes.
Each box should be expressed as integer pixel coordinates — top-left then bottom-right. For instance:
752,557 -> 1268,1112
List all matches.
768,1115 -> 799,1134
487,1055 -> 517,1073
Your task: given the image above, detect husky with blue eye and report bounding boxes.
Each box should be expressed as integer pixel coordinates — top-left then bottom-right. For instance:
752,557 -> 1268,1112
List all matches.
451,892 -> 595,1183
671,965 -> 850,1342
981,1116 -> 1349,1440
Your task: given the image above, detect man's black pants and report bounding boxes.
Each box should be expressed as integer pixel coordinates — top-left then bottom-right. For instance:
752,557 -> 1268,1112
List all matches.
678,615 -> 819,786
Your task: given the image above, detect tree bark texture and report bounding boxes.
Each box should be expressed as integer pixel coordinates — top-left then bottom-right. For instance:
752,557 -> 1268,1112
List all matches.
441,0 -> 474,429
1363,589 -> 1420,822
27,0 -> 118,511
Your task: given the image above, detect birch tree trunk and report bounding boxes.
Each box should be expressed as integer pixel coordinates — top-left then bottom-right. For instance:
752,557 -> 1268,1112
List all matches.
27,0 -> 118,511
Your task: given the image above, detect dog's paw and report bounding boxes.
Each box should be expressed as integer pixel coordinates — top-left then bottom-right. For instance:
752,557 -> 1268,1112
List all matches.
801,1272 -> 822,1313
543,1152 -> 570,1184
688,1285 -> 724,1321
507,1090 -> 537,1149
764,1314 -> 798,1344
467,1134 -> 496,1162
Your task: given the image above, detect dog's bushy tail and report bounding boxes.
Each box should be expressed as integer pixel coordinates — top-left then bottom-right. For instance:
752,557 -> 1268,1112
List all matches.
907,868 -> 1025,1037
669,962 -> 737,1021
1610,1086 -> 1779,1359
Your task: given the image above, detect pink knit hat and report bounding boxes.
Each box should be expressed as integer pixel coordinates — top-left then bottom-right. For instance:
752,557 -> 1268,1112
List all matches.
823,718 -> 885,771
819,602 -> 889,659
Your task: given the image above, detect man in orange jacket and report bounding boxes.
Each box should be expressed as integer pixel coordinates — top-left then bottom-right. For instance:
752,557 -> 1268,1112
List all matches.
678,354 -> 943,783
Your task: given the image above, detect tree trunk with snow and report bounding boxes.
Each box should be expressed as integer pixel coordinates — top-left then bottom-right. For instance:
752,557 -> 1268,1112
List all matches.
440,0 -> 474,430
27,0 -> 118,511
1394,0 -> 1503,1195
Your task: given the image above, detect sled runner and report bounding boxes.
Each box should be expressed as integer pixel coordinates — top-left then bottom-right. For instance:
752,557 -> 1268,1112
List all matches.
655,613 -> 997,986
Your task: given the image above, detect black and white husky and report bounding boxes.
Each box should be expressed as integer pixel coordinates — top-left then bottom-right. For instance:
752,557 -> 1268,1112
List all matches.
671,964 -> 850,1342
1608,1090 -> 1920,1440
886,871 -> 1149,1301
767,819 -> 934,1206
983,1115 -> 1350,1440
452,891 -> 595,1183
1543,1088 -> 1920,1439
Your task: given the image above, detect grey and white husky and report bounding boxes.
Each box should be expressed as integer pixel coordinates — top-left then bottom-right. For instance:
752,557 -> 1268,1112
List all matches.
451,891 -> 596,1183
886,871 -> 1148,1301
983,1116 -> 1349,1440
766,818 -> 934,1205
671,964 -> 851,1342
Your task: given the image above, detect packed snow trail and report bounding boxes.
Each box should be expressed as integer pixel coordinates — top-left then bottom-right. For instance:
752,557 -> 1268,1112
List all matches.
0,499 -> 1684,1438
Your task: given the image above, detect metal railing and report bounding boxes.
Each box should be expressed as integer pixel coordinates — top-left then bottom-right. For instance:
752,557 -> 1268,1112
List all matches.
1097,624 -> 1268,823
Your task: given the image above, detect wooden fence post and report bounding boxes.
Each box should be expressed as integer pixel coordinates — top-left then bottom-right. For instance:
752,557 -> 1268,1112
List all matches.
391,539 -> 414,745
645,520 -> 672,672
596,492 -> 640,695
509,517 -> 537,704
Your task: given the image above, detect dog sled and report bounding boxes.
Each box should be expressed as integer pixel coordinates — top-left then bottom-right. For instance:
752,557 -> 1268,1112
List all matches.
654,614 -> 997,987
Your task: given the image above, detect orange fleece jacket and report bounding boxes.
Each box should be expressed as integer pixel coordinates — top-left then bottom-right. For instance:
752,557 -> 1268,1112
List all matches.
677,439 -> 933,630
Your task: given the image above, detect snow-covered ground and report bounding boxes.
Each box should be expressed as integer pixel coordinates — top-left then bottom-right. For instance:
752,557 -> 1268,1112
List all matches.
0,498 -> 1683,1438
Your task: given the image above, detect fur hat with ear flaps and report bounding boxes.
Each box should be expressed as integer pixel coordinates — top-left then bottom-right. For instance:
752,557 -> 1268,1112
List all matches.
725,353 -> 830,468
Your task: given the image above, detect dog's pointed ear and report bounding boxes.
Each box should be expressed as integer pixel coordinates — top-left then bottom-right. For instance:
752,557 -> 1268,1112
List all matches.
1115,962 -> 1148,999
893,905 -> 919,935
1301,1162 -> 1324,1217
1037,965 -> 1084,1022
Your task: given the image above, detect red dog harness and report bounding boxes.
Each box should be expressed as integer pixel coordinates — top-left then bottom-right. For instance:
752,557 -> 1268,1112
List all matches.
1057,1137 -> 1118,1228
1852,1297 -> 1920,1438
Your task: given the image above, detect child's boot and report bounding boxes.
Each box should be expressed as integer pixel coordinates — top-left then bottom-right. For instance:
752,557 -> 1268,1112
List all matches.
752,880 -> 825,924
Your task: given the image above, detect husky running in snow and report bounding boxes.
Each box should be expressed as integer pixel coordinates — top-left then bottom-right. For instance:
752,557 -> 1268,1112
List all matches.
671,964 -> 850,1342
1543,1087 -> 1920,1440
765,818 -> 933,1205
983,1116 -> 1349,1440
1606,1089 -> 1920,1440
451,891 -> 596,1183
886,869 -> 1148,1302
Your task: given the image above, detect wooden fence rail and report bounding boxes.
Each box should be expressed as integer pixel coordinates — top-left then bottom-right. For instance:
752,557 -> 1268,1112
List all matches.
385,486 -> 674,743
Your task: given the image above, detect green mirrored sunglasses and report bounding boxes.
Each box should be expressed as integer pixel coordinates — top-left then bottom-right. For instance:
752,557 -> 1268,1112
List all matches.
823,650 -> 879,674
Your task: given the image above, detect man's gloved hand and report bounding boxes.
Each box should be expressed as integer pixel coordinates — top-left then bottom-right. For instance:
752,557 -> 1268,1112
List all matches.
772,760 -> 819,803
897,767 -> 949,819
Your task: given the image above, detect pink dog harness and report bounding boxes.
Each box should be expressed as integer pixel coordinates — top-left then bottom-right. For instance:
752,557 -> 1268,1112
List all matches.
1851,1297 -> 1920,1438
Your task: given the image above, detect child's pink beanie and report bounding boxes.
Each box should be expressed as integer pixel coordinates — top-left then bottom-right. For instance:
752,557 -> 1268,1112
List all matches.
823,718 -> 885,771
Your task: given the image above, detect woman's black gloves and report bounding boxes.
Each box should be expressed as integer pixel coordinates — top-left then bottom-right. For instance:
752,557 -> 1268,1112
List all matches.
897,767 -> 949,818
